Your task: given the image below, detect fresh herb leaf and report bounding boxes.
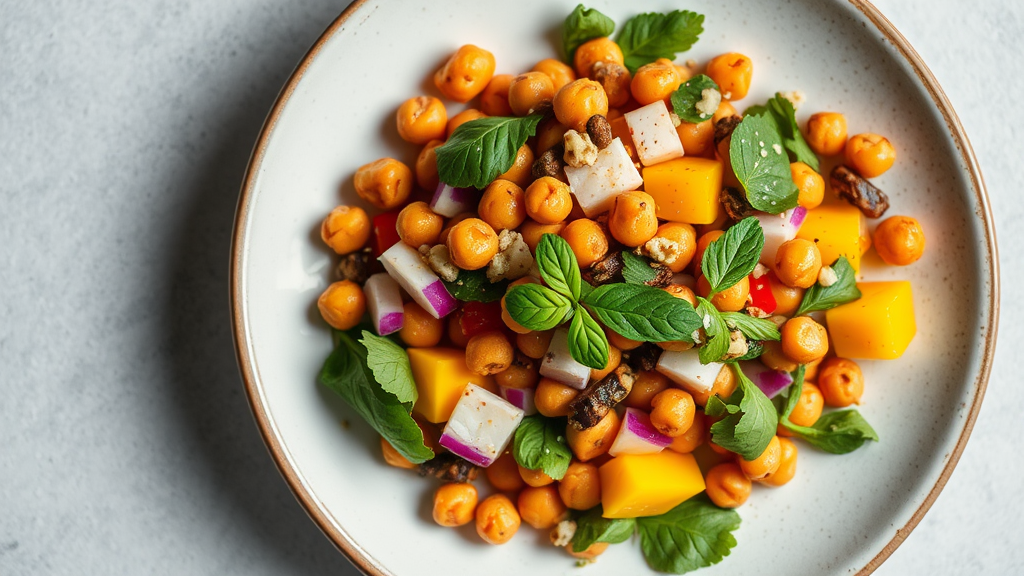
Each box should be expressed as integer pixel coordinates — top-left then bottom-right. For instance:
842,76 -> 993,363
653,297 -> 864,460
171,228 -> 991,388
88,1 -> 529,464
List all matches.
729,114 -> 799,214
780,365 -> 806,420
704,364 -> 776,460
360,331 -> 417,406
582,283 -> 703,343
752,94 -> 819,171
318,331 -> 434,464
562,4 -> 615,62
795,256 -> 861,316
670,74 -> 720,124
568,306 -> 609,370
435,115 -> 543,189
637,494 -> 740,574
621,250 -> 661,285
700,217 -> 764,297
779,365 -> 878,454
571,507 -> 635,553
695,297 -> 729,364
720,312 -> 780,342
735,339 -> 764,361
504,283 -> 574,331
441,268 -> 508,303
617,10 -> 704,72
512,414 -> 573,480
536,233 -> 583,301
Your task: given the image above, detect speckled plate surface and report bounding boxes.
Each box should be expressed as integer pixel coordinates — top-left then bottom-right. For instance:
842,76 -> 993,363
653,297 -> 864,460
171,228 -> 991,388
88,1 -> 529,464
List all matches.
230,1 -> 998,574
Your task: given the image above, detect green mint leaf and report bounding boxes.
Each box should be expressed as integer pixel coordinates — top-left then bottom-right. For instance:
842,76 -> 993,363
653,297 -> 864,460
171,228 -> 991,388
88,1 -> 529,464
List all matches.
436,115 -> 542,189
512,414 -> 573,480
568,306 -> 609,370
318,332 -> 434,464
670,74 -> 720,124
783,409 -> 879,454
707,364 -> 776,460
621,250 -> 661,285
536,233 -> 582,301
617,10 -> 704,72
729,114 -> 799,214
720,312 -> 780,342
765,93 -> 820,171
583,283 -> 703,343
562,4 -> 615,63
637,494 -> 740,574
441,268 -> 508,303
743,104 -> 768,117
779,365 -> 807,420
695,297 -> 730,365
571,507 -> 635,553
795,256 -> 861,316
359,331 -> 418,407
504,284 -> 574,331
700,217 -> 764,297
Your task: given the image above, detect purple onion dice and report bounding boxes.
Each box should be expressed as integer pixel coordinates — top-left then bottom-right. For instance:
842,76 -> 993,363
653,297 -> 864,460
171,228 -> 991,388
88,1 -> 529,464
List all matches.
379,242 -> 457,319
608,408 -> 672,456
439,383 -> 524,467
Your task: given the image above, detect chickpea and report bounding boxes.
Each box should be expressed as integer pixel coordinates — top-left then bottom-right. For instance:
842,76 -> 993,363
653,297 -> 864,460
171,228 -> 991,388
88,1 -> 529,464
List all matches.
320,205 -> 371,255
508,72 -> 556,117
400,302 -> 443,347
478,179 -> 527,232
692,230 -> 724,276
874,215 -> 925,266
697,274 -> 750,313
317,280 -> 366,330
650,389 -> 696,437
380,437 -> 415,469
446,218 -> 499,270
608,190 -> 658,247
396,201 -> 443,248
691,364 -> 736,407
649,222 -> 697,273
590,61 -> 632,108
535,377 -> 579,418
520,220 -> 567,252
713,101 -> 738,124
524,176 -> 572,224
438,211 -> 473,245
560,218 -> 609,268
533,117 -> 570,154
434,44 -> 496,103
415,139 -> 444,192
705,462 -> 752,508
624,370 -> 671,411
486,451 -> 526,492
805,112 -> 847,156
517,330 -> 554,359
738,435 -> 782,480
353,158 -> 413,210
804,356 -> 823,382
447,310 -> 469,348
664,285 -> 697,307
566,410 -> 620,462
479,73 -> 514,117
705,53 -> 753,101
630,58 -> 683,106
475,494 -> 521,544
768,271 -> 804,316
760,340 -> 798,373
573,37 -> 625,79
781,317 -> 829,364
494,353 -> 540,389
501,295 -> 532,334
677,119 -> 715,156
465,331 -> 514,375
533,58 -> 577,91
590,345 -> 622,381
791,162 -> 825,209
518,485 -> 568,529
396,96 -> 447,145
845,133 -> 896,178
607,330 -> 642,351
760,437 -> 798,487
433,482 -> 478,527
558,461 -> 602,510
568,542 -> 609,560
668,411 -> 706,454
785,382 -> 824,429
775,238 -> 822,289
818,357 -> 865,407
447,108 -> 488,138
498,144 -> 535,189
552,78 -> 609,133
518,464 -> 555,488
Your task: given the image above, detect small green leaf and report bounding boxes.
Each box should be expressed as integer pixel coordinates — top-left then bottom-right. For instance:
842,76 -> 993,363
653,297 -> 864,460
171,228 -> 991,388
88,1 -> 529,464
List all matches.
735,339 -> 764,361
360,331 -> 417,407
670,74 -> 720,124
436,115 -> 542,189
752,94 -> 819,171
729,114 -> 799,214
637,494 -> 740,574
720,312 -> 780,342
780,365 -> 807,421
504,284 -> 574,331
583,284 -> 703,343
779,365 -> 878,454
512,415 -> 573,480
700,217 -> 764,297
620,251 -> 661,285
536,233 -> 582,301
706,364 -> 776,460
617,10 -> 705,72
441,268 -> 508,303
562,4 -> 615,62
795,256 -> 861,316
571,507 -> 635,553
695,297 -> 729,365
568,306 -> 609,370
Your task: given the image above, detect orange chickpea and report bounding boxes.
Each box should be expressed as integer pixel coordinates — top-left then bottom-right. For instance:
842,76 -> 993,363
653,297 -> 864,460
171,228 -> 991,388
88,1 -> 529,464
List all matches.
501,295 -> 532,335
560,218 -> 609,268
533,58 -> 577,91
396,201 -> 443,248
478,179 -> 527,232
805,112 -> 848,156
535,377 -> 579,418
353,158 -> 413,210
518,485 -> 568,529
845,133 -> 896,178
447,310 -> 469,348
558,461 -> 602,510
874,216 -> 925,266
446,218 -> 499,270
818,357 -> 865,407
475,494 -> 521,544
380,437 -> 415,469
486,451 -> 526,492
608,191 -> 658,247
465,331 -> 514,375
791,162 -> 825,209
668,411 -> 706,454
438,211 -> 474,245
692,230 -> 724,276
518,464 -> 555,488
705,53 -> 753,101
590,345 -> 621,381
525,176 -> 572,224
738,435 -> 782,480
533,117 -> 570,154
713,101 -> 738,124
415,139 -> 443,192
760,437 -> 798,486
705,462 -> 752,508
498,144 -> 535,189
768,271 -> 804,316
566,410 -> 620,462
494,353 -> 540,389
396,96 -> 447,145
804,356 -> 824,382
447,108 -> 488,138
697,274 -> 750,313
630,58 -> 682,106
781,317 -> 829,364
760,340 -> 798,373
434,44 -> 496,103
508,72 -> 556,117
663,284 -> 698,310
775,238 -> 822,289
568,542 -> 609,560
607,330 -> 642,351
691,364 -> 737,407
590,61 -> 632,108
321,205 -> 371,255
786,382 -> 824,429
650,389 -> 696,437
648,222 -> 697,273
433,482 -> 478,527
677,119 -> 715,156
552,78 -> 609,133
517,330 -> 554,359
521,221 -> 568,252
479,73 -> 514,116
317,280 -> 366,330
624,370 -> 670,411
399,302 -> 443,347
573,37 -> 625,79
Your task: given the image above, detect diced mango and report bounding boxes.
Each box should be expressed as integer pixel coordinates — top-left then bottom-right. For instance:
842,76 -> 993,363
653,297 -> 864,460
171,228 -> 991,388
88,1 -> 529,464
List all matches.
642,157 -> 723,225
609,116 -> 639,163
795,203 -> 871,271
826,281 -> 916,359
599,452 -> 705,518
408,348 -> 497,423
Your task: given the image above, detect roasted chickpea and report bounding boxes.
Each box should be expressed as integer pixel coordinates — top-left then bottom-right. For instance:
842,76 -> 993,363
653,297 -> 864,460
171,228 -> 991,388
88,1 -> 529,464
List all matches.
630,58 -> 682,105
558,461 -> 602,510
560,218 -> 609,268
760,340 -> 798,372
535,377 -> 579,417
805,112 -> 848,156
677,119 -> 715,156
648,222 -> 697,273
705,53 -> 753,101
692,230 -> 724,276
781,317 -> 829,364
775,238 -> 822,289
475,494 -> 521,544
446,218 -> 499,270
494,353 -> 540,389
478,179 -> 527,232
845,133 -> 896,178
804,356 -> 823,382
448,310 -> 470,348
668,410 -> 706,454
396,96 -> 447,145
517,330 -> 554,359
624,370 -> 671,411
760,437 -> 798,487
787,382 -> 824,429
705,462 -> 752,508
486,451 -> 526,492
320,205 -> 371,255
608,190 -> 658,247
791,162 -> 825,209
396,201 -> 443,248
524,176 -> 572,224
519,219 -> 568,252
480,73 -> 514,117
607,330 -> 642,351
818,357 -> 865,407
353,158 -> 413,210
697,274 -> 750,313
590,345 -> 621,381
650,389 -> 696,437
713,101 -> 738,124
552,78 -> 609,133
465,331 -> 514,375
590,61 -> 631,108
433,482 -> 478,527
447,108 -> 488,138
874,215 -> 925,266
498,144 -> 535,189
438,211 -> 474,245
691,364 -> 737,407
739,435 -> 782,480
415,139 -> 444,192
573,37 -> 625,79
399,302 -> 443,347
508,71 -> 556,117
518,464 -> 555,488
380,437 -> 415,469
533,58 -> 577,91
317,280 -> 366,330
518,485 -> 568,529
568,542 -> 609,560
663,284 -> 697,308
434,44 -> 496,103
768,271 -> 804,316
534,117 -> 570,154
566,410 -> 620,462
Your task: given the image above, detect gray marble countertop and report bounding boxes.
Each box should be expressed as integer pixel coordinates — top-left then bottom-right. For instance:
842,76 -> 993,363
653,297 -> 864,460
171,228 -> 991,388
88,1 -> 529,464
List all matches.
0,1 -> 1018,574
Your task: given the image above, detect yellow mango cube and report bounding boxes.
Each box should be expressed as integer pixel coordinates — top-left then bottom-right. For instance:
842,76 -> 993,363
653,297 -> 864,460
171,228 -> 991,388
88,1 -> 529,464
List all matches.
599,451 -> 705,518
826,281 -> 916,359
408,348 -> 497,423
642,157 -> 723,225
796,203 -> 871,271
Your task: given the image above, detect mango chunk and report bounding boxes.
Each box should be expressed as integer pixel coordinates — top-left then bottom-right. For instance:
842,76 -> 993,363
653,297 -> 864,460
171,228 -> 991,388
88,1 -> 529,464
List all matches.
408,347 -> 497,423
795,203 -> 871,271
599,451 -> 705,518
642,157 -> 723,225
826,281 -> 916,359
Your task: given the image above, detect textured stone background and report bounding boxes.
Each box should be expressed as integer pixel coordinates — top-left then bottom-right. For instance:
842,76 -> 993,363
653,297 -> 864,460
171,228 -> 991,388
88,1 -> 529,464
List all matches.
0,1 -> 1017,574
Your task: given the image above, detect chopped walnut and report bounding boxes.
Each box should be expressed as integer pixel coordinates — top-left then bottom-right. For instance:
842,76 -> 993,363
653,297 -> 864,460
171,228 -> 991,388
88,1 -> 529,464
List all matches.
334,247 -> 372,284
818,265 -> 838,287
695,88 -> 722,119
830,165 -> 890,218
722,330 -> 749,360
746,306 -> 770,319
532,145 -> 566,179
487,230 -> 534,282
644,236 -> 683,268
563,130 -> 599,168
550,520 -> 577,547
425,244 -> 459,282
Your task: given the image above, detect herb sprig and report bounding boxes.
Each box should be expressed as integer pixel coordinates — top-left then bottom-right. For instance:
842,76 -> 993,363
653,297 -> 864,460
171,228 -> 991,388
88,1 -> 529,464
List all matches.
637,495 -> 741,573
562,4 -> 615,62
704,364 -> 777,460
616,10 -> 705,72
700,216 -> 764,297
435,115 -> 542,189
728,115 -> 799,214
512,414 -> 573,480
778,365 -> 879,454
571,507 -> 635,553
670,74 -> 720,124
795,256 -> 861,316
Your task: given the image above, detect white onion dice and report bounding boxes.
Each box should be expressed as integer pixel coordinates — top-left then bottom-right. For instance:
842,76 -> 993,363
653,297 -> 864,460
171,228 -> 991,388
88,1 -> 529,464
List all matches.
565,138 -> 643,217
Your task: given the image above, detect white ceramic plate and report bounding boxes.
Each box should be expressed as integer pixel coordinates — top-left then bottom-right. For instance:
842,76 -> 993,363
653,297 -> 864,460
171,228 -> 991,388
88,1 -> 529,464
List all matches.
230,1 -> 998,574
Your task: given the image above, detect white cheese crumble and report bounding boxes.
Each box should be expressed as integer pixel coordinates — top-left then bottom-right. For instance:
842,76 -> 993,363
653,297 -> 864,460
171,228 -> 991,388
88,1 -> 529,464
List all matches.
818,265 -> 839,287
772,143 -> 783,155
487,230 -> 534,282
644,236 -> 683,267
781,90 -> 806,110
562,129 -> 599,168
752,263 -> 769,279
694,88 -> 722,119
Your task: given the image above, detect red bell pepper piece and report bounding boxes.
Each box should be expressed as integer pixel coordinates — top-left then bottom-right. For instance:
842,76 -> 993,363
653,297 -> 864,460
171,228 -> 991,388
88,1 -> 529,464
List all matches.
372,211 -> 401,257
747,271 -> 777,315
460,301 -> 505,338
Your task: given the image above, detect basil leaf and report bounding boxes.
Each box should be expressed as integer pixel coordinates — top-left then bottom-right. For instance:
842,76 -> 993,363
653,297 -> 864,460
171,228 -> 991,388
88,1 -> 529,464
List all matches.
571,507 -> 635,553
696,297 -> 729,365
441,268 -> 508,303
617,10 -> 704,72
700,216 -> 764,296
318,332 -> 434,464
765,93 -> 819,171
621,250 -> 661,285
706,363 -> 776,460
783,410 -> 879,454
436,115 -> 542,189
670,74 -> 720,124
360,331 -> 417,407
720,312 -> 780,342
536,233 -> 582,301
512,414 -> 572,480
504,284 -> 574,331
795,256 -> 861,316
582,283 -> 703,343
562,4 -> 615,62
568,306 -> 609,370
637,494 -> 740,574
729,114 -> 799,214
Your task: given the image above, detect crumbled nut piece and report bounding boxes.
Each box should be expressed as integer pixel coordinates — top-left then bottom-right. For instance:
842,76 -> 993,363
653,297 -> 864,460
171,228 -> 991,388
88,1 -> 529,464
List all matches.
426,244 -> 459,282
550,520 -> 577,547
669,111 -> 682,127
713,115 -> 743,146
746,306 -> 770,319
418,453 -> 479,482
685,59 -> 698,70
623,342 -> 662,372
818,265 -> 838,287
582,251 -> 624,285
563,130 -> 599,168
830,164 -> 890,218
695,88 -> 722,119
585,114 -> 613,150
781,90 -> 806,110
334,247 -> 372,284
644,236 -> 683,268
722,91 -> 732,100
722,330 -> 749,360
532,145 -> 566,179
720,187 -> 755,220
590,61 -> 630,108
752,263 -> 769,279
487,230 -> 534,282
